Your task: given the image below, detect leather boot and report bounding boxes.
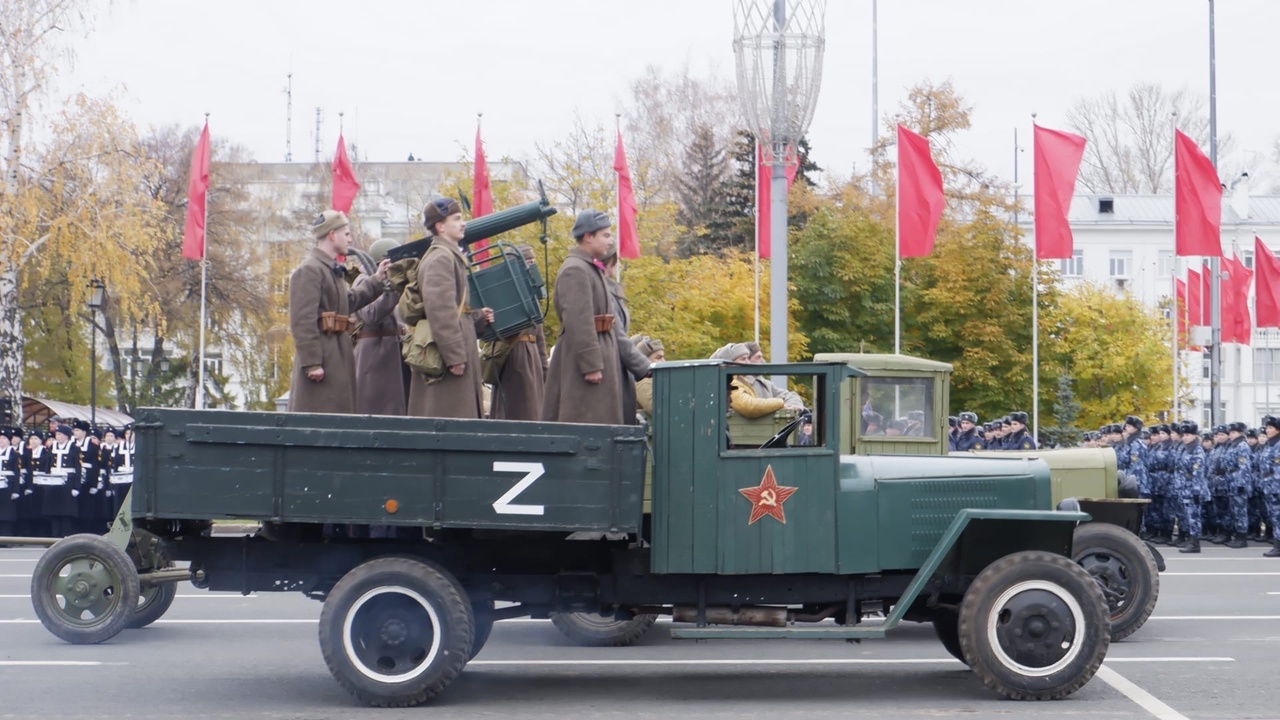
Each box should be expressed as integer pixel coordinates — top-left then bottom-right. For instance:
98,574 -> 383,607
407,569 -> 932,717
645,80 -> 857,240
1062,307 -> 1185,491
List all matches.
1155,532 -> 1174,546
1179,537 -> 1201,553
1225,533 -> 1248,549
1175,533 -> 1190,548
1265,540 -> 1280,558
1208,533 -> 1228,544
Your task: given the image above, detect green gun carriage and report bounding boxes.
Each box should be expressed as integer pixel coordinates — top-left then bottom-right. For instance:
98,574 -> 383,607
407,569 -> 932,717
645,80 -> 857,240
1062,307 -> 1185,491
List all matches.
19,360 -> 1114,707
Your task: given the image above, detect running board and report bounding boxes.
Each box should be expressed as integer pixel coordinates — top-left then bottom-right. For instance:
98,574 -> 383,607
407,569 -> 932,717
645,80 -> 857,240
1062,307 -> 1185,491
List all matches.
669,626 -> 887,640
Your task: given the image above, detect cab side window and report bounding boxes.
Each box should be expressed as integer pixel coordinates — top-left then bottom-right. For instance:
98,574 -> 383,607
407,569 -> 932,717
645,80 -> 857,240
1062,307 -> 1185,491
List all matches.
724,372 -> 822,450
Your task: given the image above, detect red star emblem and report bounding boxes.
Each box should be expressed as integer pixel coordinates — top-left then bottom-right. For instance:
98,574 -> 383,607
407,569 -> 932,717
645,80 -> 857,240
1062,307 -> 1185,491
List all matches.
738,465 -> 798,525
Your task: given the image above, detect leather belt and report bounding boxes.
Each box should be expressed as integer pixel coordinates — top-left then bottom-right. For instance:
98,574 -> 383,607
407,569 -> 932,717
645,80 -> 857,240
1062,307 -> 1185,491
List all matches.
506,332 -> 538,344
356,330 -> 402,340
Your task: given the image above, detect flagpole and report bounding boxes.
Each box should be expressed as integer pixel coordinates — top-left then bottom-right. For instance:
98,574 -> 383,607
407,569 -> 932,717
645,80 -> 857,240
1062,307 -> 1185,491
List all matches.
1207,0 -> 1223,426
753,142 -> 761,345
195,112 -> 209,410
1019,124 -> 1036,440
894,161 -> 901,355
1173,257 -> 1180,422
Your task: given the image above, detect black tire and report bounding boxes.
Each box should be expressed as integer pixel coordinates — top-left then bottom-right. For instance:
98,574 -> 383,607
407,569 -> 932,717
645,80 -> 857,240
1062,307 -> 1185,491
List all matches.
549,611 -> 657,647
1072,523 -> 1159,641
958,551 -> 1110,701
319,557 -> 473,708
128,581 -> 178,629
470,600 -> 494,660
932,608 -> 966,664
30,533 -> 140,645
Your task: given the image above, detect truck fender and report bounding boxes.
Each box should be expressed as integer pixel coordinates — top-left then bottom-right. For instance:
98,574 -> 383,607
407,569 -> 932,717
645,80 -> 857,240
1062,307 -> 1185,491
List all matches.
1143,541 -> 1167,573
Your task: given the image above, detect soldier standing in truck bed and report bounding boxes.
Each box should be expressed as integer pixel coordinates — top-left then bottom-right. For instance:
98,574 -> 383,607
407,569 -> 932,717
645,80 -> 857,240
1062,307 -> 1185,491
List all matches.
489,245 -> 549,421
353,238 -> 408,416
408,199 -> 495,420
288,210 -> 390,414
542,210 -> 623,425
601,245 -> 650,425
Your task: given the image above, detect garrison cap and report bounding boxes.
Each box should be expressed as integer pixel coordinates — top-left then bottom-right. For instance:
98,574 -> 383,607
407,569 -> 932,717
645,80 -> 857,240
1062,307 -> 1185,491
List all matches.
571,209 -> 611,240
1124,415 -> 1143,431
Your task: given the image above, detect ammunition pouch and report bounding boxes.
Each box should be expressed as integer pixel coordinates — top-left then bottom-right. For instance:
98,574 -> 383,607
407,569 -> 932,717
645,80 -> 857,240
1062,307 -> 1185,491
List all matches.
593,314 -> 616,333
319,312 -> 356,335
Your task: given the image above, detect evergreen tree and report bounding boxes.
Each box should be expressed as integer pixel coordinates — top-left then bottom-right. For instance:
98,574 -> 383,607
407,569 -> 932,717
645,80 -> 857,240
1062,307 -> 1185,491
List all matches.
674,124 -> 733,256
719,131 -> 822,256
1042,374 -> 1083,448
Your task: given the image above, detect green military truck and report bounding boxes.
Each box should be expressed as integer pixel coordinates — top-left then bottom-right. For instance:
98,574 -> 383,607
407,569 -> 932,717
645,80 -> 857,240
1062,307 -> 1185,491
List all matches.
807,352 -> 1160,641
25,360 -> 1113,707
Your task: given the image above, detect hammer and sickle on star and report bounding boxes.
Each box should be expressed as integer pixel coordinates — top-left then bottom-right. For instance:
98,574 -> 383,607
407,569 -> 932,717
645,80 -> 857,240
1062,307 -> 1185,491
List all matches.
760,489 -> 777,506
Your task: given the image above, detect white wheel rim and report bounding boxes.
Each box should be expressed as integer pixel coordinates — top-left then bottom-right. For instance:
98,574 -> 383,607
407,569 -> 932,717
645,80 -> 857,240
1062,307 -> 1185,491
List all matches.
342,585 -> 442,684
986,579 -> 1086,678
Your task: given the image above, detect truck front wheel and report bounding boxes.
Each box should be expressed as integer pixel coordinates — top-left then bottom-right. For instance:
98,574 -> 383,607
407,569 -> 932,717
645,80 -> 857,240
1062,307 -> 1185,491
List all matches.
319,557 -> 473,708
958,551 -> 1110,700
1072,523 -> 1159,641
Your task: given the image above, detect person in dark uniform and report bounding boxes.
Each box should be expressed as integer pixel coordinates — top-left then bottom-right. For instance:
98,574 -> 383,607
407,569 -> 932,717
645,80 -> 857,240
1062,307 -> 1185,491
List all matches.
1115,416 -> 1151,536
1223,421 -> 1254,548
106,425 -> 135,516
1205,425 -> 1230,543
42,425 -> 81,539
21,431 -> 47,537
0,429 -> 18,537
7,428 -> 29,536
1175,421 -> 1207,553
1248,427 -> 1268,542
98,427 -> 121,520
953,412 -> 983,451
1257,417 -> 1280,557
1146,424 -> 1174,545
947,416 -> 958,451
71,420 -> 103,534
1005,412 -> 1037,450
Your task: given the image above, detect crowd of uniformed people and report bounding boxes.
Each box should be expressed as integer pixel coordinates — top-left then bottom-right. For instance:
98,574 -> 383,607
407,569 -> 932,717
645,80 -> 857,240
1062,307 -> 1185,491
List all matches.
947,411 -> 1039,451
0,418 -> 135,539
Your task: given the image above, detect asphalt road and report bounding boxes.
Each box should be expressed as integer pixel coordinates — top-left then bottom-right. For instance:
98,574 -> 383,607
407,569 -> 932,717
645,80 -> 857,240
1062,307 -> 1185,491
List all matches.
2,543 -> 1279,719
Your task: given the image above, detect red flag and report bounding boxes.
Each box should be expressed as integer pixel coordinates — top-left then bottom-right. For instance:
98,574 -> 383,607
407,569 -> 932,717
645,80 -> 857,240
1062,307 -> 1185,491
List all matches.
1176,278 -> 1189,346
756,144 -> 800,259
1187,267 -> 1202,327
1255,237 -> 1280,329
896,125 -> 945,258
331,133 -> 359,214
1230,254 -> 1253,345
1174,129 -> 1223,257
181,122 -> 211,261
614,129 -> 640,259
469,124 -> 495,259
1032,125 -> 1086,259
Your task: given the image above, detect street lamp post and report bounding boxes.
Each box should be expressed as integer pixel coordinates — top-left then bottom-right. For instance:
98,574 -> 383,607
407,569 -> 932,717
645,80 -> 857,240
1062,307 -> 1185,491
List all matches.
87,279 -> 106,426
733,0 -> 827,368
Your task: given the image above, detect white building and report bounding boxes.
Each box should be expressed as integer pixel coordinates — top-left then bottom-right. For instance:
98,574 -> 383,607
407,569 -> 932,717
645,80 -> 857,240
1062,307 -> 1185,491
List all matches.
1020,193 -> 1280,426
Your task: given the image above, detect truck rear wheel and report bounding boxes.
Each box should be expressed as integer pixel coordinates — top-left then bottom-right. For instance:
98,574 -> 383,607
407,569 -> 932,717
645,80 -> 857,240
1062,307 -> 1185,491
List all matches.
958,551 -> 1109,700
30,534 -> 140,645
319,557 -> 473,708
128,581 -> 178,629
549,611 -> 657,647
1072,523 -> 1159,641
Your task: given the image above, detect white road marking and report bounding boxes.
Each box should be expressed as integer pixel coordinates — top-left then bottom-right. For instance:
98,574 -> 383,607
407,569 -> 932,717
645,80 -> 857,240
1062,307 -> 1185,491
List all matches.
1096,665 -> 1190,720
0,574 -> 31,578
1267,592 -> 1280,595
1151,615 -> 1280,620
0,559 -> 39,563
0,619 -> 313,624
0,594 -> 254,599
0,661 -> 106,667
467,657 -> 1231,667
1162,572 -> 1280,576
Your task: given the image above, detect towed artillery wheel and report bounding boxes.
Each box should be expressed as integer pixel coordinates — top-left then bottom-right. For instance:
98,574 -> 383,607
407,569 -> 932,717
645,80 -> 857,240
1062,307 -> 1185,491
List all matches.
1072,523 -> 1159,641
30,534 -> 140,645
931,607 -> 965,664
958,551 -> 1110,701
319,557 -> 474,708
128,581 -> 178,629
549,611 -> 658,647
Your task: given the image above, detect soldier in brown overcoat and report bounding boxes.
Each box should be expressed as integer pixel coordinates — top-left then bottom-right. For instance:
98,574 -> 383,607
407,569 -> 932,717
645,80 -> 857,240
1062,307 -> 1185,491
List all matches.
542,210 -> 623,425
353,238 -> 408,416
288,210 -> 389,414
601,247 -> 650,425
407,199 -> 494,419
489,245 -> 548,421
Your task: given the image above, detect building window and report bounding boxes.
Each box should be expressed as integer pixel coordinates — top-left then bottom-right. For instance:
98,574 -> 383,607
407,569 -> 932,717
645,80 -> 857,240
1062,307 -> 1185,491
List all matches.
1203,356 -> 1211,380
1109,250 -> 1132,278
1243,250 -> 1255,270
1158,250 -> 1174,278
1255,348 -> 1280,383
1059,250 -> 1084,277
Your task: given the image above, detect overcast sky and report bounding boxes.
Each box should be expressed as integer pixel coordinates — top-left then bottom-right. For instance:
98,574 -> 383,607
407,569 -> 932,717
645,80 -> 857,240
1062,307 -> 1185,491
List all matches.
59,0 -> 1280,186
